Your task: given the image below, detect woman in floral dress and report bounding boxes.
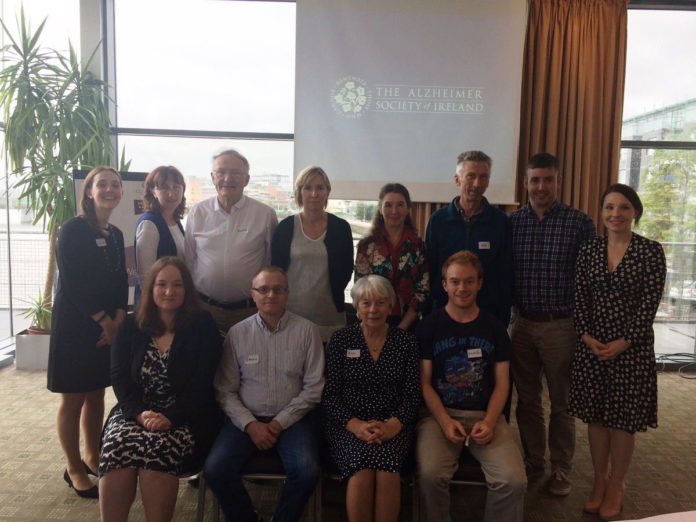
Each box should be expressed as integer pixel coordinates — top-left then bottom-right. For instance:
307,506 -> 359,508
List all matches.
354,183 -> 429,331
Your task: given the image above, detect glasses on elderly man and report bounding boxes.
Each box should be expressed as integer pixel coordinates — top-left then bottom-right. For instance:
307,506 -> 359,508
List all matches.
251,286 -> 289,295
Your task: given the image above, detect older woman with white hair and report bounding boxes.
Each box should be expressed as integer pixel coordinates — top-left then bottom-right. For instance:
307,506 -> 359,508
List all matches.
271,165 -> 353,343
322,274 -> 420,522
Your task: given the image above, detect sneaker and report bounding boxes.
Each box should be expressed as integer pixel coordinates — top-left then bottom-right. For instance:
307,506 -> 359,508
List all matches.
525,461 -> 545,480
548,470 -> 572,496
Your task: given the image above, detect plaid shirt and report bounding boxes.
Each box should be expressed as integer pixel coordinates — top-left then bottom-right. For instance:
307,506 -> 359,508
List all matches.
509,202 -> 596,315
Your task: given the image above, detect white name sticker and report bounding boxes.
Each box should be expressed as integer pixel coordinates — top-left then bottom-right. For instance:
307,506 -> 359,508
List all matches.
478,241 -> 490,250
347,349 -> 361,358
245,354 -> 260,365
95,238 -> 107,247
467,348 -> 483,359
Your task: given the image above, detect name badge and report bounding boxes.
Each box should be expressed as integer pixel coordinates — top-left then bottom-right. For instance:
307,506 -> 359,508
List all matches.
347,349 -> 361,358
245,354 -> 260,365
95,238 -> 107,247
468,348 -> 483,359
478,241 -> 490,250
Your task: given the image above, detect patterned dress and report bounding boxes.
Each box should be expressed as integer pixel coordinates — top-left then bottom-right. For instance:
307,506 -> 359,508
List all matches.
569,234 -> 666,433
354,227 -> 429,319
322,324 -> 420,480
100,340 -> 194,475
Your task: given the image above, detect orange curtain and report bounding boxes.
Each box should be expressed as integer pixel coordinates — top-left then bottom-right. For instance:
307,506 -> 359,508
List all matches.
517,0 -> 628,227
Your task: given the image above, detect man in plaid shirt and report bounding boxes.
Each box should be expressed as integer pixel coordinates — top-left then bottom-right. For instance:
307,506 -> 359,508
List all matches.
509,152 -> 596,497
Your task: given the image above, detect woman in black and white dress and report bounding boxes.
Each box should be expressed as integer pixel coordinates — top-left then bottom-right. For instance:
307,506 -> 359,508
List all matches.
99,257 -> 222,522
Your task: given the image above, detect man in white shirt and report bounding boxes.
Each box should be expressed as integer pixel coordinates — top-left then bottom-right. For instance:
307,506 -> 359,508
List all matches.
185,149 -> 278,333
204,266 -> 324,522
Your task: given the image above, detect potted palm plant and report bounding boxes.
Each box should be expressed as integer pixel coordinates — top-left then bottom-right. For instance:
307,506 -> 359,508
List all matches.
1,9 -> 129,369
14,292 -> 52,369
0,9 -> 129,306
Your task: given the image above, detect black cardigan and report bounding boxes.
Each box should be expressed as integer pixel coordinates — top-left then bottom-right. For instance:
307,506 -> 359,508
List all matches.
271,213 -> 354,312
109,311 -> 223,471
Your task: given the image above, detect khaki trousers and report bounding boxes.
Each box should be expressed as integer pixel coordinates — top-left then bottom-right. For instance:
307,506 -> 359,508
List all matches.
417,410 -> 526,522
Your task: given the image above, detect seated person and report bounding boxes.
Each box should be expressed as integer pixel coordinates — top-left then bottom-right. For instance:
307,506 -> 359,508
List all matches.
322,274 -> 420,522
204,266 -> 324,522
416,251 -> 526,522
99,257 -> 223,522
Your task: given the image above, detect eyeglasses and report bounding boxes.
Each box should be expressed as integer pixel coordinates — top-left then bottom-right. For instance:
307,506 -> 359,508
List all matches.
213,169 -> 247,178
251,286 -> 289,295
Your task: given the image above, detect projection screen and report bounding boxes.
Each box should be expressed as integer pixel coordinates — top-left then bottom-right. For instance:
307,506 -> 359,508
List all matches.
295,0 -> 526,204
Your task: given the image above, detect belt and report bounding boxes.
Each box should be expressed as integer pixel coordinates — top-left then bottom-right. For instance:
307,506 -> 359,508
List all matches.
519,311 -> 572,322
199,292 -> 255,311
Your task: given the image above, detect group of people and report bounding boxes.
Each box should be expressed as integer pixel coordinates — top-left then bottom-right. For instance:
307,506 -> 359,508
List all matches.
45,148 -> 666,522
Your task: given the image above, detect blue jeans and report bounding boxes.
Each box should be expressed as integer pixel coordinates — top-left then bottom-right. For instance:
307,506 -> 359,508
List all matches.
203,415 -> 320,522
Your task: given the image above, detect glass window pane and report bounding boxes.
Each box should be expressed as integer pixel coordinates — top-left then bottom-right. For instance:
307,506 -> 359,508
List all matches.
622,10 -> 696,141
116,135 -> 294,210
114,0 -> 295,133
618,147 -> 696,357
0,0 -> 80,56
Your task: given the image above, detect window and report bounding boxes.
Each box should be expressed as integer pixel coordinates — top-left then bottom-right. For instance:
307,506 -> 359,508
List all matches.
620,7 -> 696,358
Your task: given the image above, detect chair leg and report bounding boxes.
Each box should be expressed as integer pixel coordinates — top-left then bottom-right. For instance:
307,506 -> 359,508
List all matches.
313,477 -> 323,522
196,475 -> 206,522
411,475 -> 420,522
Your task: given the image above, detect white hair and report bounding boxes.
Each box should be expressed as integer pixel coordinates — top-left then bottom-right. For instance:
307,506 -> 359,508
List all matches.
351,275 -> 396,310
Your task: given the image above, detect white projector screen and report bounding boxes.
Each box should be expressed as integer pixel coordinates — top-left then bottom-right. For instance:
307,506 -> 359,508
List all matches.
295,0 -> 526,204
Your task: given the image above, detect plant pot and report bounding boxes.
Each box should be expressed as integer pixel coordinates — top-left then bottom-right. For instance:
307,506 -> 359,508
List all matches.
15,329 -> 50,370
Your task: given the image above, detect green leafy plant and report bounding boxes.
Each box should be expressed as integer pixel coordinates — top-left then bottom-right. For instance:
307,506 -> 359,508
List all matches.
19,292 -> 52,332
0,8 -> 130,304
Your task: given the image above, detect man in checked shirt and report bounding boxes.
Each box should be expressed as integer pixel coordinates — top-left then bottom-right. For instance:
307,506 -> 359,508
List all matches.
509,152 -> 596,497
204,266 -> 324,522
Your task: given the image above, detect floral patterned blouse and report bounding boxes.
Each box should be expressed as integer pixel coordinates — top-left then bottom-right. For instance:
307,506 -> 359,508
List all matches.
355,227 -> 429,317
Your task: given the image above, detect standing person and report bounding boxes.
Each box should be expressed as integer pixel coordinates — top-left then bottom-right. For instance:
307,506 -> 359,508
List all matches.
322,275 -> 420,522
416,251 -> 526,522
425,150 -> 512,325
508,152 -> 596,495
134,165 -> 186,309
271,165 -> 353,343
185,149 -> 278,334
354,183 -> 429,331
570,184 -> 665,520
204,266 -> 324,522
99,257 -> 222,522
47,166 -> 128,498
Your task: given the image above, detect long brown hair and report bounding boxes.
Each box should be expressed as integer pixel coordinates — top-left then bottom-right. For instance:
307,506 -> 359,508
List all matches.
136,257 -> 201,335
79,166 -> 122,232
368,182 -> 415,235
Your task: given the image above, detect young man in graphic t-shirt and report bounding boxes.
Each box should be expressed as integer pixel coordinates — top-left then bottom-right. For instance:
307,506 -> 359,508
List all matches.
416,251 -> 526,522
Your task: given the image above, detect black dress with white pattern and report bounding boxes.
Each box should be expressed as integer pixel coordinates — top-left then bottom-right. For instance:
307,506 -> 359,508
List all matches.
322,323 -> 420,480
569,234 -> 666,434
100,340 -> 194,475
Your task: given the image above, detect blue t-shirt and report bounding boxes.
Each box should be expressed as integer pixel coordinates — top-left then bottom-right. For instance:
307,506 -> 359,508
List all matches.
416,308 -> 511,411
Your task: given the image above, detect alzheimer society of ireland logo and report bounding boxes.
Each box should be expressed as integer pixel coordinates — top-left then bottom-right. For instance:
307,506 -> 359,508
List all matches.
330,76 -> 371,118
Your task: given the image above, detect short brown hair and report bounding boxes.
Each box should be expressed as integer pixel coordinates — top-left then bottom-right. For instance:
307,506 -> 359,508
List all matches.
253,265 -> 288,284
136,257 -> 201,335
456,151 -> 492,169
294,166 -> 331,208
143,165 -> 186,220
441,250 -> 483,279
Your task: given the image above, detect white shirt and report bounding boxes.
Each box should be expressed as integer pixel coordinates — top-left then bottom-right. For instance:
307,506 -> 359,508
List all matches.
214,310 -> 325,430
185,195 -> 277,302
135,220 -> 185,287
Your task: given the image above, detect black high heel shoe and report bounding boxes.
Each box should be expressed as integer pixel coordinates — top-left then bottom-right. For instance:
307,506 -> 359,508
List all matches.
63,469 -> 99,499
82,459 -> 98,477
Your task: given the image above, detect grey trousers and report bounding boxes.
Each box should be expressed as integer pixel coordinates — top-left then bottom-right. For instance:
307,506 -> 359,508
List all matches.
510,315 -> 576,473
416,410 -> 527,522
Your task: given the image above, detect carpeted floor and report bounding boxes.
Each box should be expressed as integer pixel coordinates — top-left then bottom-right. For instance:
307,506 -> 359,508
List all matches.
1,366 -> 695,521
